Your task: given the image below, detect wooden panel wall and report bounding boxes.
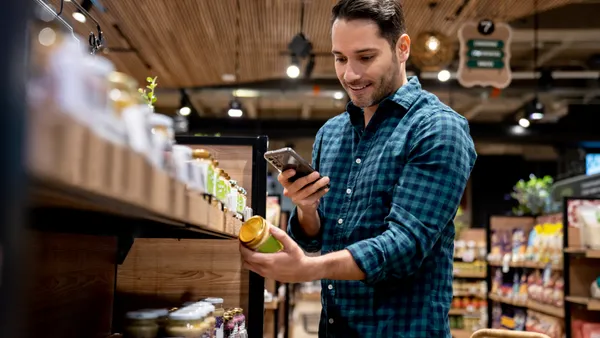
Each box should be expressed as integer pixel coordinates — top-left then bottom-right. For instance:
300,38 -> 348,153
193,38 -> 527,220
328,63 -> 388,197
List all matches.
114,238 -> 249,330
24,231 -> 117,338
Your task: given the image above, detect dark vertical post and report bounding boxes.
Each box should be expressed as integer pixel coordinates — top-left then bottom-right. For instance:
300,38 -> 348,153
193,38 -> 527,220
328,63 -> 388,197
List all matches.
485,213 -> 492,329
248,135 -> 268,338
0,1 -> 30,337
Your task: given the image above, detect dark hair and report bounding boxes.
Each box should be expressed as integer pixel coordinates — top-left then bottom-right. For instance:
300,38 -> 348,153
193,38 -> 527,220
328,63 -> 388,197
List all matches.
331,0 -> 405,47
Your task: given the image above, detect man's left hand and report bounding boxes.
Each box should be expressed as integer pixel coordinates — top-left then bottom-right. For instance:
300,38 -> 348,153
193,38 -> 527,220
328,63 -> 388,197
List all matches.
240,226 -> 320,283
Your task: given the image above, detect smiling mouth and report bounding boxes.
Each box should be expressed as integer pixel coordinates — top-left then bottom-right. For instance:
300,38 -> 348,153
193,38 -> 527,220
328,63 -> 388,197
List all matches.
348,84 -> 371,92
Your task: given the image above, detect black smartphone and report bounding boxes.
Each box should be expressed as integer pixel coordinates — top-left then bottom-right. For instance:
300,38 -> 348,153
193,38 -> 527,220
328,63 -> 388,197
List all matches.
264,147 -> 329,188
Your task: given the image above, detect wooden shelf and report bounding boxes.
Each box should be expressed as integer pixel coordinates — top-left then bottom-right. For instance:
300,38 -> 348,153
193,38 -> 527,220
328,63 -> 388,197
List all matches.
488,260 -> 563,271
31,174 -> 235,240
488,293 -> 564,318
565,296 -> 600,311
564,247 -> 600,258
449,308 -> 480,316
453,270 -> 487,278
453,291 -> 486,298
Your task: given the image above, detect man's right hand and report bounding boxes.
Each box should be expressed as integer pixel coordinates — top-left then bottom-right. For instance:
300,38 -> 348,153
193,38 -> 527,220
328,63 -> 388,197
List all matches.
278,170 -> 330,211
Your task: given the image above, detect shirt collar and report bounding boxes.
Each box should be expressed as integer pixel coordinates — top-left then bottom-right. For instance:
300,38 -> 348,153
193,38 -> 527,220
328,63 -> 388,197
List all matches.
346,76 -> 423,118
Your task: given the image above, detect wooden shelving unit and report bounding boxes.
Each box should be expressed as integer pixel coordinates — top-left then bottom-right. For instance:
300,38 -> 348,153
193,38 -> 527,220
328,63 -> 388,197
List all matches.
562,194 -> 600,338
17,101 -> 269,338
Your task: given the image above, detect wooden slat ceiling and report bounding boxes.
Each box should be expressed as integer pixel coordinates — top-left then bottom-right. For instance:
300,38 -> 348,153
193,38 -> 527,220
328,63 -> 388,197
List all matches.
48,0 -> 581,89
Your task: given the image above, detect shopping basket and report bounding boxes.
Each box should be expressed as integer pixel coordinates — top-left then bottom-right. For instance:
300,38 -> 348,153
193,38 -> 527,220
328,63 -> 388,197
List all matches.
470,329 -> 550,338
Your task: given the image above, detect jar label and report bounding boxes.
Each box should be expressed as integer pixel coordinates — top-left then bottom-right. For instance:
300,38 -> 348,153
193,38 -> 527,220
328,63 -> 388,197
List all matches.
216,179 -> 227,202
207,166 -> 215,195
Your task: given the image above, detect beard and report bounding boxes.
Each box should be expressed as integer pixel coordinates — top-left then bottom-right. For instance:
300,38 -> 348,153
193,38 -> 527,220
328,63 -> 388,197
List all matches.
342,53 -> 401,109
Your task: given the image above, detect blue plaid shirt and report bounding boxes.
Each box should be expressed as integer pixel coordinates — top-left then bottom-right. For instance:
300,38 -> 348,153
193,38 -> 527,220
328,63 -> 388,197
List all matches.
288,77 -> 477,338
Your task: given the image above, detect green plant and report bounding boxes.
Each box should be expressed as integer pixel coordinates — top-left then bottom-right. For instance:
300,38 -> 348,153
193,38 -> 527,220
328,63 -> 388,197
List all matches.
138,76 -> 158,110
510,174 -> 557,216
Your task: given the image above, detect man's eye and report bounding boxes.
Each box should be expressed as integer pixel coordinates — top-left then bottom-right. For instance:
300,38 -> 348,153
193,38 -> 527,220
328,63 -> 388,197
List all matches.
335,57 -> 347,63
361,56 -> 373,61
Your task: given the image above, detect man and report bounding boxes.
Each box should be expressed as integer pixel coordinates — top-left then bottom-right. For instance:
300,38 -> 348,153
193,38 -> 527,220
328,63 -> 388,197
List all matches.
240,0 -> 477,337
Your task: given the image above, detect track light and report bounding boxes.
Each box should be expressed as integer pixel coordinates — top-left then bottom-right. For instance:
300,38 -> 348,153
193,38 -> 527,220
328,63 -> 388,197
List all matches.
287,54 -> 300,79
518,118 -> 530,128
437,69 -> 451,82
72,0 -> 92,23
179,106 -> 191,116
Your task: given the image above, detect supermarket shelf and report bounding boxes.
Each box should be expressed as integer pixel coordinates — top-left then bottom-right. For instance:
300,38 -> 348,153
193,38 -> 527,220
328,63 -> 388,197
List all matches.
449,308 -> 481,316
30,173 -> 235,240
264,297 -> 279,311
488,293 -> 564,318
454,291 -> 487,298
564,247 -> 600,259
451,329 -> 473,338
565,296 -> 600,311
488,260 -> 563,271
454,270 -> 487,278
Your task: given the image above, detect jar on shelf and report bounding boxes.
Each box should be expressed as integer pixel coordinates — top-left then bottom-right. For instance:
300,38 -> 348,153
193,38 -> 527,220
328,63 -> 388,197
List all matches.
108,71 -> 140,117
234,308 -> 247,338
223,311 -> 235,338
236,186 -> 247,215
147,113 -> 175,171
190,148 -> 213,193
172,145 -> 193,184
228,180 -> 239,212
239,216 -> 283,253
165,310 -> 205,338
210,159 -> 220,198
216,169 -> 229,205
203,297 -> 224,338
139,308 -> 169,337
123,310 -> 160,338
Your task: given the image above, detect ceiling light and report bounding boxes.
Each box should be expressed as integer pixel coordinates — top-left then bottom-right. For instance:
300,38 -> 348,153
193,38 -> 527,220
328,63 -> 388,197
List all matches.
518,118 -> 531,128
179,106 -> 191,116
530,112 -> 544,120
228,99 -> 243,118
233,89 -> 260,98
38,27 -> 57,46
72,11 -> 86,23
333,91 -> 344,100
437,69 -> 451,82
228,109 -> 243,118
426,35 -> 440,52
287,65 -> 300,79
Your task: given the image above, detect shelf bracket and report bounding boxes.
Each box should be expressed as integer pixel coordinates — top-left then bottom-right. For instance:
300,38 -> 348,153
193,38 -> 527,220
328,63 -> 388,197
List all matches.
117,235 -> 134,265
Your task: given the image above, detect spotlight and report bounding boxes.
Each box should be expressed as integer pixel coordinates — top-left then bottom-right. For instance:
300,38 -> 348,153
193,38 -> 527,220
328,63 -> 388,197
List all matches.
228,99 -> 243,118
426,35 -> 440,52
287,65 -> 300,79
179,106 -> 191,116
518,118 -> 530,128
72,12 -> 86,23
438,69 -> 450,82
333,91 -> 344,100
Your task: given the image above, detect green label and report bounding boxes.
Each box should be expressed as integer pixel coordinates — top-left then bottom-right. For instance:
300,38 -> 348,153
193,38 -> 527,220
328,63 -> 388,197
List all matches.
257,235 -> 284,253
467,39 -> 504,49
207,166 -> 215,195
468,49 -> 504,59
216,179 -> 227,201
237,194 -> 245,213
467,60 -> 505,69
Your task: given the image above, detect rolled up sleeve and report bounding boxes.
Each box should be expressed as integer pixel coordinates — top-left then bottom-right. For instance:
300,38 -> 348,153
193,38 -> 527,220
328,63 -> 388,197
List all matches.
287,126 -> 326,253
346,111 -> 477,285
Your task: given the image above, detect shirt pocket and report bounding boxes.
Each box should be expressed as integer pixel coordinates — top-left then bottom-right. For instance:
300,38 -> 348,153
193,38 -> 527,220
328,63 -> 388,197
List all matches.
343,186 -> 393,244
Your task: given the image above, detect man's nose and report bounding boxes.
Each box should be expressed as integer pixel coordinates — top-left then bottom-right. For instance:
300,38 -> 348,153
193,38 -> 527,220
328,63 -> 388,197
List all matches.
344,63 -> 361,83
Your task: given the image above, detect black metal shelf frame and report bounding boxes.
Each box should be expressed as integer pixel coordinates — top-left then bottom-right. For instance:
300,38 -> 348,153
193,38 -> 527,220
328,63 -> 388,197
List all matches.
176,135 -> 268,338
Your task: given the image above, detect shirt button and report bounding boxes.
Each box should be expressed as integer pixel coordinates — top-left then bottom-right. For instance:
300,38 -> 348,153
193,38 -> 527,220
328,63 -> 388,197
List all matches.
355,158 -> 362,164
329,318 -> 334,324
328,284 -> 333,290
346,188 -> 352,195
338,218 -> 343,224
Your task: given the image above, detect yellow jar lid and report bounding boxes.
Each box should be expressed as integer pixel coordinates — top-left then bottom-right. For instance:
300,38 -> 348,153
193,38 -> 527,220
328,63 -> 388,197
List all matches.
239,216 -> 265,243
192,149 -> 211,159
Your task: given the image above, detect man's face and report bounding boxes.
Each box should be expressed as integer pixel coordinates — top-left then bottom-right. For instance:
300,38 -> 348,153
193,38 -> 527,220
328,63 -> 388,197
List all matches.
331,19 -> 407,109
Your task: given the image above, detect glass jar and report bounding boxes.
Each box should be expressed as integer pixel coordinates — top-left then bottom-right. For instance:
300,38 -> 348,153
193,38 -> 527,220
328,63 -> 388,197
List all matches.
239,216 -> 283,253
234,308 -> 247,338
191,148 -> 213,193
203,298 -> 224,338
223,313 -> 235,338
108,71 -> 140,117
216,169 -> 229,204
228,180 -> 239,213
172,145 -> 193,184
236,186 -> 247,215
211,159 -> 220,198
165,310 -> 204,338
147,113 -> 175,171
123,310 -> 160,338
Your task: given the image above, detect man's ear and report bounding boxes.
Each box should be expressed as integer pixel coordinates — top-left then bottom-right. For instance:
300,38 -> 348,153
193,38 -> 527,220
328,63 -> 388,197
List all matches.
396,34 -> 411,63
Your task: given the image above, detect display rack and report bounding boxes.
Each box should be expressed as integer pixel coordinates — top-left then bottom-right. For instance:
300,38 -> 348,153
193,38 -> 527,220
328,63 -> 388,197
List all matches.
486,215 -> 565,338
451,228 -> 488,338
562,196 -> 600,338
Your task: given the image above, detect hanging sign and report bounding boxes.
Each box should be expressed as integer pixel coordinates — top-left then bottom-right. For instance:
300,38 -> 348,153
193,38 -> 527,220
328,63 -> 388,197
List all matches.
457,19 -> 513,89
